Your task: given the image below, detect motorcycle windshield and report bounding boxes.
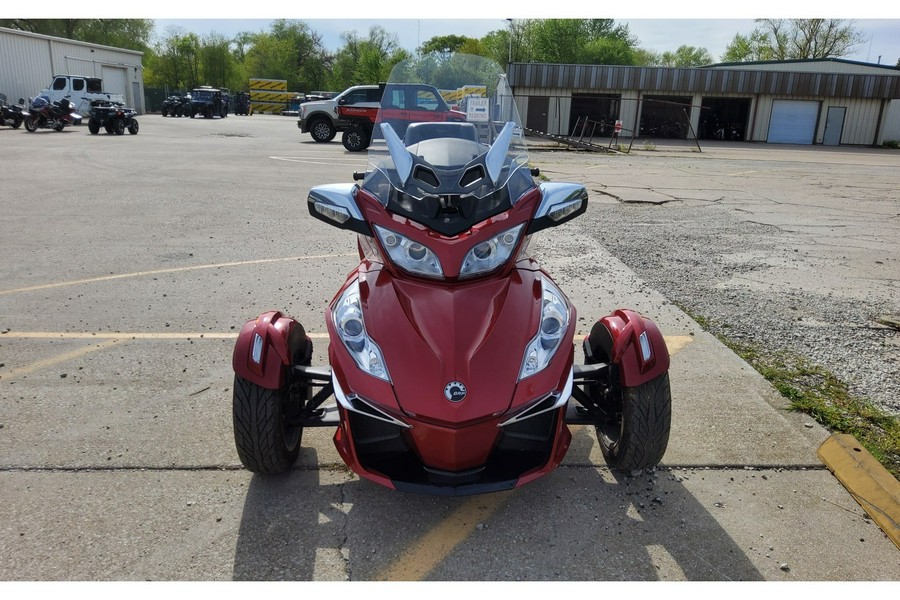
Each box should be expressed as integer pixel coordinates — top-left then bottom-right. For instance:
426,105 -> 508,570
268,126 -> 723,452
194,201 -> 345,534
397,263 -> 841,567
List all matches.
361,53 -> 534,237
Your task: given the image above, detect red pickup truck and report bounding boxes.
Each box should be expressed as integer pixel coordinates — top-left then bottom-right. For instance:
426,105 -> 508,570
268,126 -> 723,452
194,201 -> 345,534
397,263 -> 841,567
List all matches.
338,83 -> 467,151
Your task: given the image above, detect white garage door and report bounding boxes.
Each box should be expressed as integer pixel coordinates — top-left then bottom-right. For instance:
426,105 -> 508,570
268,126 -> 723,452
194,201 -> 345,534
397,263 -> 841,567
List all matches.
768,100 -> 819,144
101,66 -> 128,102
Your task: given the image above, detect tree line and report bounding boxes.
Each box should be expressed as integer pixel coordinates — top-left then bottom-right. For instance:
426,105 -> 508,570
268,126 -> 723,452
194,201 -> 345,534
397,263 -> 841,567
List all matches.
1,18 -> 886,95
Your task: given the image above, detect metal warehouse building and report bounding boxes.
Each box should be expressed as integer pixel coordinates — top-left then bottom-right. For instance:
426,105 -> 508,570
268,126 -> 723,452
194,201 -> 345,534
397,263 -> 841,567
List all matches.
508,59 -> 900,146
0,26 -> 145,114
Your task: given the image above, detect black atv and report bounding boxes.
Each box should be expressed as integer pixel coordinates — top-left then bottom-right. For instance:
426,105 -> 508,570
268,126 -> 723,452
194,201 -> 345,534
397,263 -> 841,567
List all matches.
87,99 -> 139,135
161,94 -> 190,117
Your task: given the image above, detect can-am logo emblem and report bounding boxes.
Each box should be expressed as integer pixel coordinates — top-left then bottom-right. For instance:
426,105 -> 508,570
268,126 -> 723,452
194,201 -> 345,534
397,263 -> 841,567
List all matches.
443,381 -> 467,402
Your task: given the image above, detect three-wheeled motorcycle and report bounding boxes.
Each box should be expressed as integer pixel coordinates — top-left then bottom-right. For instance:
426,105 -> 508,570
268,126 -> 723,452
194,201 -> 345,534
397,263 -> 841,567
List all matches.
231,54 -> 671,496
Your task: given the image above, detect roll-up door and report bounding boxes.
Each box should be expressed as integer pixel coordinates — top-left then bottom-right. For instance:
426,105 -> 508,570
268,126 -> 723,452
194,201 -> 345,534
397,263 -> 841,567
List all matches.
101,66 -> 128,103
767,100 -> 819,144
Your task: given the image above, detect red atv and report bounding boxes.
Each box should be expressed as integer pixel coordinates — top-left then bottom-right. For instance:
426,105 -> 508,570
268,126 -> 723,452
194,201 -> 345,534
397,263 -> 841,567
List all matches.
231,54 -> 671,495
338,82 -> 467,152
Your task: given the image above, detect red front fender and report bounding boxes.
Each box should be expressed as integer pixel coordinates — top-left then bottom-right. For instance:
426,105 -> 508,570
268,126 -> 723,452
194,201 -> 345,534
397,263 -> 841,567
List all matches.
232,310 -> 309,389
587,309 -> 669,388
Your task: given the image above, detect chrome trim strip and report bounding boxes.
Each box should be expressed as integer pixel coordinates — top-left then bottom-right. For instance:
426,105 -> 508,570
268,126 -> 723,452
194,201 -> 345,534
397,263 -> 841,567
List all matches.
331,372 -> 412,429
498,367 -> 574,427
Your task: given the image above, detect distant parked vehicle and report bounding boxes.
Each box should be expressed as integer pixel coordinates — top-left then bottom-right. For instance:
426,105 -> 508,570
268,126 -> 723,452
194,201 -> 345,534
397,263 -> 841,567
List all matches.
298,84 -> 382,143
161,94 -> 191,117
38,75 -> 124,116
189,87 -> 229,119
24,95 -> 82,132
0,93 -> 27,128
233,92 -> 252,116
87,99 -> 139,135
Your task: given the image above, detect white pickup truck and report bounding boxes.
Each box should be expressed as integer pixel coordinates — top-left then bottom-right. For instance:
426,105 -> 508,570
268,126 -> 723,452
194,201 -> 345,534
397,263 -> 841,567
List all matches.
37,75 -> 125,116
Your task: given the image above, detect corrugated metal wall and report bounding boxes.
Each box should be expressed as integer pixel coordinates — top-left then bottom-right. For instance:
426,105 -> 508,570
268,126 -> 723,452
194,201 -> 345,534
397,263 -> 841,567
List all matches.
0,30 -> 54,104
0,27 -> 144,113
751,95 -> 884,144
509,63 -> 900,100
509,62 -> 900,145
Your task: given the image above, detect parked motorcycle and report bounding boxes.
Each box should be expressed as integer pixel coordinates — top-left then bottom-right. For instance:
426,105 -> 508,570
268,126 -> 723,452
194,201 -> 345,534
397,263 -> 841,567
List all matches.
0,93 -> 27,129
24,95 -> 82,132
230,54 -> 672,495
87,99 -> 139,135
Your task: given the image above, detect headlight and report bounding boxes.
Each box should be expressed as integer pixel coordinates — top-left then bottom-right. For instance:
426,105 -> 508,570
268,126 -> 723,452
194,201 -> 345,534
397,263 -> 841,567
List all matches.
373,224 -> 443,278
332,280 -> 390,382
519,278 -> 570,380
459,224 -> 524,278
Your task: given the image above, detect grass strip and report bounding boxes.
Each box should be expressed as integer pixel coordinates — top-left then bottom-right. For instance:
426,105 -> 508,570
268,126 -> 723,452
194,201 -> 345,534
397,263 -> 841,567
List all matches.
678,305 -> 900,480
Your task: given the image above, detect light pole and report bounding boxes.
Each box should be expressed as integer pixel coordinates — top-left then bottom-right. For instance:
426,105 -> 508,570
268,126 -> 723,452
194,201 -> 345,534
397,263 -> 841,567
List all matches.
506,18 -> 513,66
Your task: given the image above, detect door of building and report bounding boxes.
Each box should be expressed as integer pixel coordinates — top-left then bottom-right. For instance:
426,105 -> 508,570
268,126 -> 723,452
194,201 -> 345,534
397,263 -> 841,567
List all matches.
823,106 -> 846,146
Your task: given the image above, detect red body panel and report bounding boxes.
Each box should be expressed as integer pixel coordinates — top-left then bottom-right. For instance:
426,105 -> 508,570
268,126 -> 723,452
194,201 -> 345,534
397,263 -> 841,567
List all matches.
340,104 -> 466,126
326,258 -> 577,479
232,310 -> 300,389
598,309 -> 670,387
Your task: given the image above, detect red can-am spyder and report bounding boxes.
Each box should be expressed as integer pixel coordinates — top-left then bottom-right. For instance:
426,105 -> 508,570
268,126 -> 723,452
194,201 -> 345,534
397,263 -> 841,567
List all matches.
232,55 -> 672,496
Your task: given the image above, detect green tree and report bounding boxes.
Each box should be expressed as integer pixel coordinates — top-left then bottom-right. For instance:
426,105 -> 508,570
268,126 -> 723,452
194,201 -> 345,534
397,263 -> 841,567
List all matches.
418,35 -> 475,56
658,45 -> 715,67
144,28 -> 201,90
0,18 -> 154,52
721,29 -> 776,62
478,19 -> 638,67
327,26 -> 411,90
200,32 -> 239,89
243,20 -> 329,91
723,19 -> 866,62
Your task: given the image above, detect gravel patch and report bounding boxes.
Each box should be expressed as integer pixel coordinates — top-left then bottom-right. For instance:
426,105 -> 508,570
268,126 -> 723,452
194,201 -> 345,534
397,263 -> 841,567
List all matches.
536,147 -> 900,417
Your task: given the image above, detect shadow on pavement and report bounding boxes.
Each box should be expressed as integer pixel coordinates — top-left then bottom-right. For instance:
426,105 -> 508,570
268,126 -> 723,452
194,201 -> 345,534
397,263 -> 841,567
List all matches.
232,427 -> 762,581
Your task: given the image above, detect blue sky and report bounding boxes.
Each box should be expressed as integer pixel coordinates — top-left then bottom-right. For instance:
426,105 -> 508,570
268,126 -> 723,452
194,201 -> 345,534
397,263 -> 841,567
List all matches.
19,1 -> 894,66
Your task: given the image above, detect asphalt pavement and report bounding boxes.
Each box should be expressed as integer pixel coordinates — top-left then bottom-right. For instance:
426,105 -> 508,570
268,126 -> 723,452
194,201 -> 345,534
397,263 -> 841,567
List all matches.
0,115 -> 897,582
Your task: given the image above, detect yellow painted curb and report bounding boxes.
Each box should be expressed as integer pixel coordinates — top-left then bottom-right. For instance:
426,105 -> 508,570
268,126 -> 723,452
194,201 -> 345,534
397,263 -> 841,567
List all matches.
817,434 -> 900,550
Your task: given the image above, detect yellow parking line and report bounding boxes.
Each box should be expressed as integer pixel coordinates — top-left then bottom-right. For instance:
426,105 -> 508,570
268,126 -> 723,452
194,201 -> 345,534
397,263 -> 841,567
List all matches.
0,338 -> 129,380
2,333 -> 691,350
375,493 -> 508,581
1,332 -> 330,340
0,253 -> 356,297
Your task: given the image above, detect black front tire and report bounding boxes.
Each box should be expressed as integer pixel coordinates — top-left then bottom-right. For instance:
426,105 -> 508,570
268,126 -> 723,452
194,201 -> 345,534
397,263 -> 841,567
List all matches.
310,118 -> 336,142
596,372 -> 671,471
342,125 -> 370,152
127,119 -> 139,135
112,118 -> 125,135
24,116 -> 37,132
88,118 -> 100,134
232,375 -> 302,473
12,117 -> 22,129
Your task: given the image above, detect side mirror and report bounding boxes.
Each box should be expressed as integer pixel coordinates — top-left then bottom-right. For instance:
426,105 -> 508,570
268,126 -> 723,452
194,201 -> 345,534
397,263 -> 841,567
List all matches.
527,183 -> 589,234
307,184 -> 370,235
